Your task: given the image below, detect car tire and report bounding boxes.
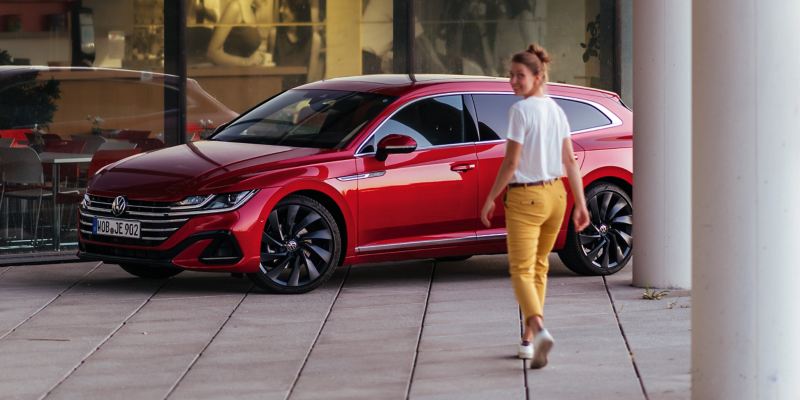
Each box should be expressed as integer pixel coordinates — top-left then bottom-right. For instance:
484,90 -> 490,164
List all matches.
119,263 -> 183,279
558,182 -> 633,276
248,195 -> 342,294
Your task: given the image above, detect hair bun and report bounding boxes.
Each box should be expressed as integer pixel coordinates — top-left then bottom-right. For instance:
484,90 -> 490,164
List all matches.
526,44 -> 551,64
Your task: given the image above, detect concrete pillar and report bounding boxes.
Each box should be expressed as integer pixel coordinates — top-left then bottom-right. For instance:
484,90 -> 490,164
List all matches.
693,1 -> 800,398
632,0 -> 691,289
616,0 -> 633,106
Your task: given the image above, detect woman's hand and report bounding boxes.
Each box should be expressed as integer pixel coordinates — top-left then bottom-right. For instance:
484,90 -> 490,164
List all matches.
246,51 -> 264,66
481,141 -> 521,229
480,199 -> 496,228
572,203 -> 590,232
562,137 -> 590,232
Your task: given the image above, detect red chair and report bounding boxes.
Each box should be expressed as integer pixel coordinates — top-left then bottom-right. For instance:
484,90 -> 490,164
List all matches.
187,122 -> 202,142
87,149 -> 143,179
0,129 -> 32,147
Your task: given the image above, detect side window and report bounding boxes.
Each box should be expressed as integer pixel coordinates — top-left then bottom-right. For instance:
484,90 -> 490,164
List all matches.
370,95 -> 466,151
553,98 -> 612,132
472,94 -> 520,141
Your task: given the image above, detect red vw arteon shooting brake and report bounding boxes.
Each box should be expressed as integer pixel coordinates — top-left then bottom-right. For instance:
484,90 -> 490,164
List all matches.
79,75 -> 633,294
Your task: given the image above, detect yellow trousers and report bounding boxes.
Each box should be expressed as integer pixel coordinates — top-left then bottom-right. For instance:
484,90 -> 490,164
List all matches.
504,180 -> 567,321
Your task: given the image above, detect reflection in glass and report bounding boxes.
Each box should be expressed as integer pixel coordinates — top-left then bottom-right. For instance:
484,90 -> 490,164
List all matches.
187,0 -> 327,113
0,68 -> 235,255
212,89 -> 394,148
413,0 -> 616,91
373,95 -> 465,149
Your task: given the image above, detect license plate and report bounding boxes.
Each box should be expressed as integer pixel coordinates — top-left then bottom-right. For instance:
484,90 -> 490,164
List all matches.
93,217 -> 141,239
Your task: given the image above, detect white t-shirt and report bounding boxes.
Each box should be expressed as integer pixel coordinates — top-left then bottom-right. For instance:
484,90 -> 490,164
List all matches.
506,96 -> 571,183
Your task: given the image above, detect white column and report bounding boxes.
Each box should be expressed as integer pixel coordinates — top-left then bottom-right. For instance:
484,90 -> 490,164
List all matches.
632,0 -> 691,289
693,0 -> 800,399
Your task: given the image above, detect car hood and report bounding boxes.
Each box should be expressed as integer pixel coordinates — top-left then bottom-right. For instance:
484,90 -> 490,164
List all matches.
89,141 -> 324,200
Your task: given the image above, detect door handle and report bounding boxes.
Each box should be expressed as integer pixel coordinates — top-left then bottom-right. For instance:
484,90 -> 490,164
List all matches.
451,163 -> 476,172
573,154 -> 579,160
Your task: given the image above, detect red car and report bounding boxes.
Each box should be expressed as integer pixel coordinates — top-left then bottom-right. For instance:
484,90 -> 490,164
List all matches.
78,75 -> 632,294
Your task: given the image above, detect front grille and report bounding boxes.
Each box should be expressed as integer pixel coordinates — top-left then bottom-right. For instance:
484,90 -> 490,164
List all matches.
79,195 -> 189,246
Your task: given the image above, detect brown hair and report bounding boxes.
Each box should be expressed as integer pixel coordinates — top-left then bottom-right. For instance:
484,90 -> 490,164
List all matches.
511,44 -> 551,80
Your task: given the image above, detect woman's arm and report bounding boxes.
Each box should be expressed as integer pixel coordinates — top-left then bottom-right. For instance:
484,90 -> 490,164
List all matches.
480,140 -> 522,227
562,137 -> 590,232
207,0 -> 262,66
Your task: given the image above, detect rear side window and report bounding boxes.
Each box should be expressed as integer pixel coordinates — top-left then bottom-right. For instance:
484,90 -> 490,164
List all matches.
472,94 -> 520,141
553,98 -> 612,132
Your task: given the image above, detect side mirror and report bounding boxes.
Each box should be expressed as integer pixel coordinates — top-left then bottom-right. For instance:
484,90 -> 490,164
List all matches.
375,134 -> 417,162
208,120 -> 231,138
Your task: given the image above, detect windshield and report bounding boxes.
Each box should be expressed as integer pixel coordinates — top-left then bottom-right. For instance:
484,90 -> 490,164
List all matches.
211,89 -> 395,148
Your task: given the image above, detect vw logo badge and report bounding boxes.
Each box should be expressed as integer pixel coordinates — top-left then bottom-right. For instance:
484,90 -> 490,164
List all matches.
111,196 -> 127,217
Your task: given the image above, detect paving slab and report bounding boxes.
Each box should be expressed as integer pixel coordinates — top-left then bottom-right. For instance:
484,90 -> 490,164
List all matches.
46,272 -> 250,400
168,268 -> 347,400
607,267 -> 691,400
524,257 -> 644,400
290,261 -> 432,400
409,256 -> 525,400
0,262 -> 100,339
0,263 -> 162,400
0,254 -> 691,400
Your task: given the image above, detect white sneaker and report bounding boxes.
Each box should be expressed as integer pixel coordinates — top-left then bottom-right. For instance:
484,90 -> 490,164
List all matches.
531,329 -> 554,369
517,342 -> 533,359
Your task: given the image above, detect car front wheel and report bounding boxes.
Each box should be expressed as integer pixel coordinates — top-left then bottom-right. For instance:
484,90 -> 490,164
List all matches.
558,183 -> 633,276
248,195 -> 342,294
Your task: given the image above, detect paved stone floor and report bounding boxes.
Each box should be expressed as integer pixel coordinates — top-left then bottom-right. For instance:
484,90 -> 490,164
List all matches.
0,255 -> 690,400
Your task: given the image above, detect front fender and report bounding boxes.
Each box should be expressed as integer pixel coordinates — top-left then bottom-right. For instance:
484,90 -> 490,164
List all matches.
255,178 -> 358,261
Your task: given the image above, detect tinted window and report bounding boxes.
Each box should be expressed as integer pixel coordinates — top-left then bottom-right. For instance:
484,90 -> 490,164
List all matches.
472,94 -> 520,141
368,95 -> 466,151
213,89 -> 395,149
553,98 -> 612,131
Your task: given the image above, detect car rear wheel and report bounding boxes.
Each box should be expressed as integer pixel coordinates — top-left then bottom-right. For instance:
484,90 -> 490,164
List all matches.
558,183 -> 633,276
119,263 -> 183,279
248,195 -> 341,294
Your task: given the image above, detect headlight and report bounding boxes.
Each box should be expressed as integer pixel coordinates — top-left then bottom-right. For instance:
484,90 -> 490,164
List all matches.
80,193 -> 90,209
175,195 -> 212,207
172,190 -> 257,213
206,191 -> 254,210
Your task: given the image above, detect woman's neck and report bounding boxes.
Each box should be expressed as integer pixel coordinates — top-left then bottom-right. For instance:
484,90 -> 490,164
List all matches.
524,87 -> 545,99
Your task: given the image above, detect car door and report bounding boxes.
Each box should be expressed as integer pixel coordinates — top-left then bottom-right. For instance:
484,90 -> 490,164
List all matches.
355,94 -> 479,253
470,93 -> 586,244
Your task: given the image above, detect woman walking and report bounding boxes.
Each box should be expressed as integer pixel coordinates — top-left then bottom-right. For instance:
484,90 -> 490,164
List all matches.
480,44 -> 590,369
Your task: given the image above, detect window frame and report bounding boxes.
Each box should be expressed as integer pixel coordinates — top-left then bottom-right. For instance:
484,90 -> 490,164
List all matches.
469,92 -> 623,143
355,93 -> 477,156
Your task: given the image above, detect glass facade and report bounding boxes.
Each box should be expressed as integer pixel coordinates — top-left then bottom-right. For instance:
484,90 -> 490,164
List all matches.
413,0 -> 616,89
0,0 -> 620,261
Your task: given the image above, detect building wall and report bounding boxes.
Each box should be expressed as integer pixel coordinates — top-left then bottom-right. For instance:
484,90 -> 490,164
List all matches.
0,0 -> 623,260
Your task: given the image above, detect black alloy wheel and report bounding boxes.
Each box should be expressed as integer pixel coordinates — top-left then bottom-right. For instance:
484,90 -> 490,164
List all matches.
558,183 -> 633,276
119,263 -> 183,279
248,195 -> 341,294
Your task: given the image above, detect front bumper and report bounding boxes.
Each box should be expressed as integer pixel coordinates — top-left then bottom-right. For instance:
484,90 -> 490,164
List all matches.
77,189 -> 278,273
79,230 -> 243,269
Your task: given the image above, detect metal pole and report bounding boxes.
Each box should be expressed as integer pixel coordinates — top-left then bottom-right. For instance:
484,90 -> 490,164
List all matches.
407,0 -> 415,82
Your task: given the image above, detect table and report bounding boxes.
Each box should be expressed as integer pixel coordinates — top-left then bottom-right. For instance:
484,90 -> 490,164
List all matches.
39,152 -> 93,250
